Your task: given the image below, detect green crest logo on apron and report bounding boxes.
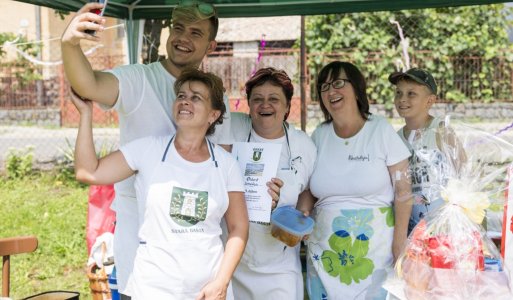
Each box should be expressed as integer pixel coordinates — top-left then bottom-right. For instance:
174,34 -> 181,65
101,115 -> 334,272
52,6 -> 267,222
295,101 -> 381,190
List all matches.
169,187 -> 208,227
252,147 -> 263,162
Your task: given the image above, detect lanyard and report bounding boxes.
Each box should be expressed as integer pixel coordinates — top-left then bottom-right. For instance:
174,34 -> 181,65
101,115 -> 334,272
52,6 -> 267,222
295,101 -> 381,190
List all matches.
161,135 -> 218,167
246,123 -> 300,173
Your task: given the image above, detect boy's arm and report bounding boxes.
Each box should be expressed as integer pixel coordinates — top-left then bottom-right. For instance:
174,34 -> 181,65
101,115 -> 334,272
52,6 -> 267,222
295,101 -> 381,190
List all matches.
61,2 -> 119,107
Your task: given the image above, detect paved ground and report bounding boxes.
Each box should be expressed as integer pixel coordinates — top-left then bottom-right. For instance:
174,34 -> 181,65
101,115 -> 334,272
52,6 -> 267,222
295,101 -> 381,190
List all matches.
0,121 -> 509,232
1,120 -> 513,170
0,126 -> 119,170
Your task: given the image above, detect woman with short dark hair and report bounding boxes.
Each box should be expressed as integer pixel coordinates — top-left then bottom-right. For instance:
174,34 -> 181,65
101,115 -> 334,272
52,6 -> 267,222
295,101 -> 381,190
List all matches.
298,61 -> 412,299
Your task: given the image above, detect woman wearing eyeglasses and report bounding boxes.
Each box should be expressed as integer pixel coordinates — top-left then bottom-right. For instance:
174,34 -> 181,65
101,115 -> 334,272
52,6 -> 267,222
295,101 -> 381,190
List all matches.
230,67 -> 317,300
298,61 -> 412,299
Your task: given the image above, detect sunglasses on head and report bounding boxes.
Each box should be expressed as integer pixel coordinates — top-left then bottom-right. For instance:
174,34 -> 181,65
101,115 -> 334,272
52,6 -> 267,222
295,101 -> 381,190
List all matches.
179,0 -> 216,17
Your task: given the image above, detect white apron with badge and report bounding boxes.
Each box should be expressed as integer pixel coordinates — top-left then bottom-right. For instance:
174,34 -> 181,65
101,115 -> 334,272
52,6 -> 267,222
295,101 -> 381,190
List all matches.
232,127 -> 304,300
128,137 -> 233,300
306,203 -> 395,300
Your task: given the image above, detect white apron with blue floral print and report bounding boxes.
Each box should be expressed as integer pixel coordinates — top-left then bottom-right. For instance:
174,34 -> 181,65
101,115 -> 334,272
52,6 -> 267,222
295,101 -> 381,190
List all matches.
306,117 -> 410,300
307,203 -> 395,300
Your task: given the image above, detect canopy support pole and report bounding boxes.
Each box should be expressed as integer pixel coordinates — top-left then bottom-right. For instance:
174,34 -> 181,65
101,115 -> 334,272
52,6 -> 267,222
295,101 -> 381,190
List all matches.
300,15 -> 307,132
125,5 -> 145,64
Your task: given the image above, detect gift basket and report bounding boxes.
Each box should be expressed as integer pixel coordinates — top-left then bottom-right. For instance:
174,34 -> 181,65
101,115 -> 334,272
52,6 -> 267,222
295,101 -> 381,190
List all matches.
392,118 -> 513,300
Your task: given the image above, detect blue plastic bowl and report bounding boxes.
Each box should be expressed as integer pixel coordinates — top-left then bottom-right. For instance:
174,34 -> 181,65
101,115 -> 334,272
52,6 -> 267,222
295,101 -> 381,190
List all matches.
270,206 -> 314,247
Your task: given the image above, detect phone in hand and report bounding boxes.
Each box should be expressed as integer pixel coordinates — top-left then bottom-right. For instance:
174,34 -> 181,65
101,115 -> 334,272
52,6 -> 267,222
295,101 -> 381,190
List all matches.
85,0 -> 108,35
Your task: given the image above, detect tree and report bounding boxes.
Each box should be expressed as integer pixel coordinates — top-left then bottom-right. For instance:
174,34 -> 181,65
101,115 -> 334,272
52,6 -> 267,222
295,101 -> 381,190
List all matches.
305,4 -> 513,107
0,32 -> 41,90
142,19 -> 170,64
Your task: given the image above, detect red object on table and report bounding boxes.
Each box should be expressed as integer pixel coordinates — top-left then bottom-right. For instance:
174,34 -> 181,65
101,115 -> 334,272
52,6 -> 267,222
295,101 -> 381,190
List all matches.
428,236 -> 454,269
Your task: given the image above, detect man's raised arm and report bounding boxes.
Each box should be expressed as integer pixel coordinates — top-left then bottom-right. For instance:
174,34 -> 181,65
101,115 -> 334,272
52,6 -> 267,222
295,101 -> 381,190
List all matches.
61,2 -> 119,107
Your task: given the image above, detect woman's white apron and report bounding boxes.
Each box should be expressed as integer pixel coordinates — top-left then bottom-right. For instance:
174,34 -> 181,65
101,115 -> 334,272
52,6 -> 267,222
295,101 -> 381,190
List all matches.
128,137 -> 232,299
232,126 -> 303,300
307,203 -> 395,300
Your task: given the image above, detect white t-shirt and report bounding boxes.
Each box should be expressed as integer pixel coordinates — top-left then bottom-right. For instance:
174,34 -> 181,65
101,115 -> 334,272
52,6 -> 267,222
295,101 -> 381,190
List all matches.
120,135 -> 244,237
230,112 -> 316,192
310,115 -> 410,208
397,117 -> 447,229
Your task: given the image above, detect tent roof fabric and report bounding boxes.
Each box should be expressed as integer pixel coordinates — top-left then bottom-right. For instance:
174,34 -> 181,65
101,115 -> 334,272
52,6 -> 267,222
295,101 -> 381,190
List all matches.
12,0 -> 511,19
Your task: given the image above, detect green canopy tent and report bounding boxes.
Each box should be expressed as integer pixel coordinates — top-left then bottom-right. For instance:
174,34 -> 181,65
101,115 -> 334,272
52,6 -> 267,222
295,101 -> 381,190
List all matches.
12,0 -> 512,62
11,0 -> 512,128
11,0 -> 512,19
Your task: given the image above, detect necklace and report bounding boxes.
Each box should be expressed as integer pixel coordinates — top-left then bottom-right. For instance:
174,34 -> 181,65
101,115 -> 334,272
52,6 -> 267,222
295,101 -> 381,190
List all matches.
333,118 -> 364,146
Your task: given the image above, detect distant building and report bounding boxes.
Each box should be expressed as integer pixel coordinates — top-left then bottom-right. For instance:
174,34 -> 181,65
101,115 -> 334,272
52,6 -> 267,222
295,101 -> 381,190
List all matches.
0,1 -> 126,77
158,16 -> 300,56
216,16 -> 300,57
157,16 -> 303,114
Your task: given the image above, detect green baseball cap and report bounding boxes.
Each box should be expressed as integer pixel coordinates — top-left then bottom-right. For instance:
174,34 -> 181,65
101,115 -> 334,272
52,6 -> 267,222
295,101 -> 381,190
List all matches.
388,68 -> 437,94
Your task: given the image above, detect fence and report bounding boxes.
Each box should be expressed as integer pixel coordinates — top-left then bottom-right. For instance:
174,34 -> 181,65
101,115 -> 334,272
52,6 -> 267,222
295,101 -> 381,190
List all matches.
2,3 -> 513,169
3,49 -> 513,169
3,49 -> 513,122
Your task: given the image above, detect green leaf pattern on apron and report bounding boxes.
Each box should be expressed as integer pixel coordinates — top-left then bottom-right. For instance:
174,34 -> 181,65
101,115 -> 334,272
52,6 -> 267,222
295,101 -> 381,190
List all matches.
321,230 -> 375,285
379,206 -> 395,227
316,209 -> 377,285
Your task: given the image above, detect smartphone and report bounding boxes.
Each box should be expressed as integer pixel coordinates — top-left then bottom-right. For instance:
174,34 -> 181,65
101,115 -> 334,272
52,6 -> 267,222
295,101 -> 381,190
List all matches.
85,0 -> 108,35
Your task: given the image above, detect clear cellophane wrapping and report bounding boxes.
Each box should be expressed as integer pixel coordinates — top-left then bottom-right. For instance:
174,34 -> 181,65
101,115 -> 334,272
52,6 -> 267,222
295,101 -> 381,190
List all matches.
393,118 -> 513,300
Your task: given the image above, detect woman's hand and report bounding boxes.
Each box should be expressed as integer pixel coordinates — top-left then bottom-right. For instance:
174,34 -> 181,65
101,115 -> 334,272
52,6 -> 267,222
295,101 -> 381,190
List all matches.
296,189 -> 316,217
195,279 -> 228,300
70,89 -> 93,116
393,234 -> 407,262
388,159 -> 412,263
205,191 -> 247,300
267,177 -> 284,210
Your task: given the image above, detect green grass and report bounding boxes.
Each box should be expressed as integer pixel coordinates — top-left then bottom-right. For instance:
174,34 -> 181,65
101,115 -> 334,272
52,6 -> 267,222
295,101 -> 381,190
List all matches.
1,170 -> 504,299
0,173 -> 91,298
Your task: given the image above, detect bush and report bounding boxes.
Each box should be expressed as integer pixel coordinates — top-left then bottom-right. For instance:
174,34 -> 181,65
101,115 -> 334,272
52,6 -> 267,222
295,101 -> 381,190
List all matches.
304,4 -> 513,105
5,146 -> 34,179
0,32 -> 42,89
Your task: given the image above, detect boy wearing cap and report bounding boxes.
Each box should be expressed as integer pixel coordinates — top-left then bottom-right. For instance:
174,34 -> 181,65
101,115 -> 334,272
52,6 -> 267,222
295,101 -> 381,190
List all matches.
389,68 -> 449,233
61,2 -> 233,297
